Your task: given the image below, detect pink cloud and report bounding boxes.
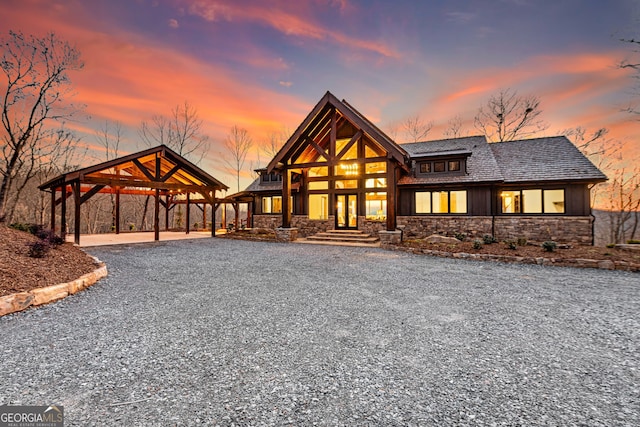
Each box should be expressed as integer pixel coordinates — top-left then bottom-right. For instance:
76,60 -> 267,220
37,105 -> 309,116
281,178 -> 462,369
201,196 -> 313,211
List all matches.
182,0 -> 400,59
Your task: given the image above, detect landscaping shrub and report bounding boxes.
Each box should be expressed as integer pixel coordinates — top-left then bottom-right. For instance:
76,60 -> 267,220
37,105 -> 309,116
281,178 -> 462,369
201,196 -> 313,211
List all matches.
505,240 -> 517,250
482,234 -> 497,244
28,240 -> 50,258
542,241 -> 557,252
473,239 -> 483,250
454,232 -> 467,242
627,239 -> 640,244
9,222 -> 30,232
606,243 -> 616,248
516,237 -> 528,246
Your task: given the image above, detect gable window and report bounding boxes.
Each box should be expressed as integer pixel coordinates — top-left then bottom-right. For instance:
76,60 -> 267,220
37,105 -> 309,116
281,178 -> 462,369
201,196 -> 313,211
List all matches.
415,190 -> 467,214
500,189 -> 564,214
309,194 -> 329,220
261,172 -> 282,183
418,159 -> 465,175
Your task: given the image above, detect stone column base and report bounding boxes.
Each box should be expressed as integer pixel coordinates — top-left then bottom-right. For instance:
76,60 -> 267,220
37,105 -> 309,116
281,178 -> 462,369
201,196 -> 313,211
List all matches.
379,230 -> 402,247
275,227 -> 299,242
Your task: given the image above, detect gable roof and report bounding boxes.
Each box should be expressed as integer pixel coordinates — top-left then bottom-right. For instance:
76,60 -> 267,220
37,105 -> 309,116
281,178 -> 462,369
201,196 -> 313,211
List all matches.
490,136 -> 608,183
266,91 -> 408,172
39,145 -> 228,193
399,135 -> 504,185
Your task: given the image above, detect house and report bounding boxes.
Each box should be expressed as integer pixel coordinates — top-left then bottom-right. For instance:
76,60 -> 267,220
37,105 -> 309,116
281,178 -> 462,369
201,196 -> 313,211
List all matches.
235,91 -> 607,244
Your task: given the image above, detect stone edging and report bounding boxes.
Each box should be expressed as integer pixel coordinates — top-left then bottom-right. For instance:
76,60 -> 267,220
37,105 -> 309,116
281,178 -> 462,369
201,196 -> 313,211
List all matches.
0,257 -> 108,317
384,245 -> 640,272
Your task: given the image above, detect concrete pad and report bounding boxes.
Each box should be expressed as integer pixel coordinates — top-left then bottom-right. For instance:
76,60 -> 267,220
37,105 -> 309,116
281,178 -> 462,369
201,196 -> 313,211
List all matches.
66,231 -> 217,247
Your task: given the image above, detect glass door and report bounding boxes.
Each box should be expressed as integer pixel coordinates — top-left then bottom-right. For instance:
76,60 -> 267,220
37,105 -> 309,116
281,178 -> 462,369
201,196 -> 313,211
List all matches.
336,194 -> 358,229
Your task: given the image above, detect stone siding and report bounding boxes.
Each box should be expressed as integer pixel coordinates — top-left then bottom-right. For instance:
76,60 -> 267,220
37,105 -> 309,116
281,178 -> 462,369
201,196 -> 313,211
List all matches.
253,215 -> 281,230
292,215 -> 335,237
494,216 -> 593,244
398,215 -> 594,244
398,216 -> 492,240
358,217 -> 386,235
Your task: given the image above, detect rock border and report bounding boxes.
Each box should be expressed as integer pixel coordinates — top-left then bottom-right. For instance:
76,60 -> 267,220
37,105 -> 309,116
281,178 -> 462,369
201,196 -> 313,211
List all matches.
385,245 -> 640,272
0,257 -> 107,317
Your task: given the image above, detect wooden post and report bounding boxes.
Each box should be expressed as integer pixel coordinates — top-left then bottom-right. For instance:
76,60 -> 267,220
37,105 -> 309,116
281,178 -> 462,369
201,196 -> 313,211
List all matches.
247,201 -> 252,228
50,187 -> 56,233
154,189 -> 160,241
282,166 -> 292,228
186,192 -> 191,234
202,202 -> 207,231
154,153 -> 160,241
221,203 -> 226,230
165,194 -> 170,231
61,185 -> 67,240
73,181 -> 81,245
386,161 -> 396,231
115,188 -> 121,234
233,202 -> 239,230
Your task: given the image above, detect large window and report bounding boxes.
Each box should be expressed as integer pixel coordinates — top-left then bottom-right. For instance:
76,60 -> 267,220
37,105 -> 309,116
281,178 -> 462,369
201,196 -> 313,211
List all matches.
366,192 -> 386,221
415,190 -> 467,214
262,196 -> 282,214
500,189 -> 565,214
309,194 -> 329,220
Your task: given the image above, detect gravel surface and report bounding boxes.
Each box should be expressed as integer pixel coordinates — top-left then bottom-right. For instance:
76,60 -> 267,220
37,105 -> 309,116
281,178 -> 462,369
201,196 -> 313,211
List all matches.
1,238 -> 639,426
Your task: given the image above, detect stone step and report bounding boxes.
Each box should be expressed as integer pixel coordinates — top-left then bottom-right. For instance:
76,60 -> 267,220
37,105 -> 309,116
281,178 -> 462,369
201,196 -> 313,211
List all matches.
306,235 -> 380,243
315,231 -> 370,238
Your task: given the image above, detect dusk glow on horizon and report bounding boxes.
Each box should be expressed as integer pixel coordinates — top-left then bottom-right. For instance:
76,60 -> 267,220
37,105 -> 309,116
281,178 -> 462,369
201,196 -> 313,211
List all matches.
1,0 -> 638,192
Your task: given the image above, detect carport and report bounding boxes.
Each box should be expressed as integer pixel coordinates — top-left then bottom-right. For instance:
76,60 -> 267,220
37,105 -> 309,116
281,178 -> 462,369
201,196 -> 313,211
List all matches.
39,145 -> 228,245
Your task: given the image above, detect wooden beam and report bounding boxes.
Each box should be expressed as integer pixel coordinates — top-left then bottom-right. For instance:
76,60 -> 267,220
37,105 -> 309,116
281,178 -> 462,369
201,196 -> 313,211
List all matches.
336,130 -> 362,160
160,164 -> 182,182
80,185 -> 106,205
132,158 -> 156,182
82,176 -> 219,192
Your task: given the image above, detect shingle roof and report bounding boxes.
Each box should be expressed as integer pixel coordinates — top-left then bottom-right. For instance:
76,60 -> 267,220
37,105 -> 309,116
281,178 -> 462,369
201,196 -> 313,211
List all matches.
490,136 -> 607,183
244,177 -> 282,193
398,135 -> 504,185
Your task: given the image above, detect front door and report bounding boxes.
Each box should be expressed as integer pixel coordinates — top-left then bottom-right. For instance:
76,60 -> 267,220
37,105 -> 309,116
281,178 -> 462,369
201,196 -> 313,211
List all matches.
336,194 -> 358,229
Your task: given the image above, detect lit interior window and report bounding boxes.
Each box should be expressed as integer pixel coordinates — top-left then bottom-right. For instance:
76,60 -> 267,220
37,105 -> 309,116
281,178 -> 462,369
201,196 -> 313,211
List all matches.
309,194 -> 328,220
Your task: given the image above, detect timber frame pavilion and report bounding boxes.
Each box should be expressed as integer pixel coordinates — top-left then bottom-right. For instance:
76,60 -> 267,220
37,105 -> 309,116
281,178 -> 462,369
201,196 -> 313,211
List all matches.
39,145 -> 228,245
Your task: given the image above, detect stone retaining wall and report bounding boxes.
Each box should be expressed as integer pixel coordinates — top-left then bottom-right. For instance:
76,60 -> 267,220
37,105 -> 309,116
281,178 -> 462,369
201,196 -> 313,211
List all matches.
0,259 -> 107,317
398,216 -> 492,240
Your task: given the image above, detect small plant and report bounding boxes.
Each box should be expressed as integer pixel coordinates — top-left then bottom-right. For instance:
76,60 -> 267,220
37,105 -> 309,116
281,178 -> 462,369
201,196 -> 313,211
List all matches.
193,222 -> 199,229
9,222 -> 30,232
482,234 -> 497,244
36,229 -> 64,247
516,237 -> 527,246
28,240 -> 50,258
542,241 -> 557,252
606,243 -> 616,248
454,232 -> 467,242
505,240 -> 517,250
473,239 -> 483,250
627,239 -> 640,244
129,223 -> 135,231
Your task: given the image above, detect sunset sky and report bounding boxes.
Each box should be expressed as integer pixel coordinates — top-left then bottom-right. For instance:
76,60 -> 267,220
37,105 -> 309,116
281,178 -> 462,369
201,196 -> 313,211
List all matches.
1,0 -> 638,192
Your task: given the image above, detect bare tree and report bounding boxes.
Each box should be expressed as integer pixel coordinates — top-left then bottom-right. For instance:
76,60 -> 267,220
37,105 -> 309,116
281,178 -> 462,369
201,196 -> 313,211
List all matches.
139,101 -> 209,162
138,102 -> 209,228
474,88 -> 548,142
0,30 -> 84,223
95,120 -> 123,230
221,125 -> 253,193
443,114 -> 467,139
402,115 -> 433,143
600,167 -> 640,243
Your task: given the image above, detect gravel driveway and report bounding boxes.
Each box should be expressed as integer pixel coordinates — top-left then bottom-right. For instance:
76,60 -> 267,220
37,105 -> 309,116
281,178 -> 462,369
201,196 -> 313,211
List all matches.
1,238 -> 639,426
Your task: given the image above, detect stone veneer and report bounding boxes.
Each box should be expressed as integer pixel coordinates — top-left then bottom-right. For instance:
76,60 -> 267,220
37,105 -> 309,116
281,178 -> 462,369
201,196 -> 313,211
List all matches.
397,215 -> 594,244
256,214 -> 594,244
493,216 -> 593,244
398,216 -> 493,240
